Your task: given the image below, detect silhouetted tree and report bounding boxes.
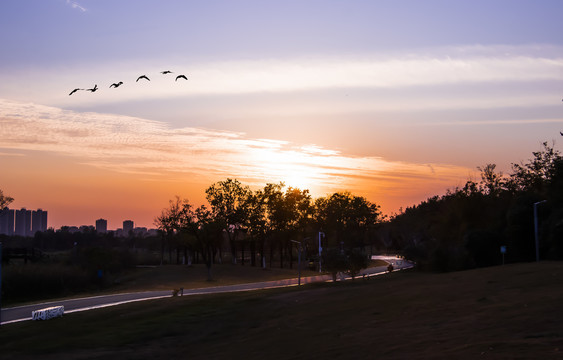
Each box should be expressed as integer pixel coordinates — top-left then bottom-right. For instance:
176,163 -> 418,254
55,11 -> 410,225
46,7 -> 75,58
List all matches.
154,196 -> 185,265
0,189 -> 14,209
190,205 -> 226,281
243,189 -> 267,267
477,163 -> 505,196
315,192 -> 381,250
262,183 -> 313,268
206,179 -> 251,264
507,141 -> 561,194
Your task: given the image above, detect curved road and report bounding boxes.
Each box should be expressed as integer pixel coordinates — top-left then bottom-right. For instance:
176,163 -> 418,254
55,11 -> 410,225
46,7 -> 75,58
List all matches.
1,256 -> 412,325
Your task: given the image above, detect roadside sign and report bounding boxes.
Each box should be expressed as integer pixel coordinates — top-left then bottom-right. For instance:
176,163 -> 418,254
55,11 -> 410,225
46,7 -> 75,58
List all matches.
500,245 -> 506,265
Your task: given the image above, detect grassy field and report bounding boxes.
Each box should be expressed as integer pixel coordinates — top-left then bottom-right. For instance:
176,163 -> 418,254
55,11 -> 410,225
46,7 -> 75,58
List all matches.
1,261 -> 563,359
110,262 -> 328,292
3,259 -> 366,306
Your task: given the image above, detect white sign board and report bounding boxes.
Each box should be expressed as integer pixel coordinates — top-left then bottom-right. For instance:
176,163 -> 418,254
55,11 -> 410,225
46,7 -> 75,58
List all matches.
32,306 -> 64,321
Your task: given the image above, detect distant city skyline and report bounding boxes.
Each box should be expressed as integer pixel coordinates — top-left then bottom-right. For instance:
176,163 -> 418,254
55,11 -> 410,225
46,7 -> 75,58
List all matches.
0,206 -> 154,235
0,207 -> 48,236
63,218 -> 152,233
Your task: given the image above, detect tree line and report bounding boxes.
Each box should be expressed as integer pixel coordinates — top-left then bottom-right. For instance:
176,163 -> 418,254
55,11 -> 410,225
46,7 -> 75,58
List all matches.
154,180 -> 381,280
381,141 -> 563,271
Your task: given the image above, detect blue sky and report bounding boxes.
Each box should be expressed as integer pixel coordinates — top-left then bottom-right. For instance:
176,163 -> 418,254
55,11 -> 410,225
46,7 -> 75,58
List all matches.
1,0 -> 562,228
2,1 -> 562,63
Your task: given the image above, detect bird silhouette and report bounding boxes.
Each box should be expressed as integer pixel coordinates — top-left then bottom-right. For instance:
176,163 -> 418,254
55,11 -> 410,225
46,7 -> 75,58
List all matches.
86,84 -> 98,92
110,81 -> 123,88
175,74 -> 188,81
161,70 -> 173,74
136,75 -> 150,82
69,88 -> 82,96
560,131 -> 563,136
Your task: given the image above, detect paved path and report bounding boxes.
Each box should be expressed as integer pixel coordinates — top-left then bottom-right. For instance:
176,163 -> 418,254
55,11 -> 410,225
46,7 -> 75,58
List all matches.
1,256 -> 412,325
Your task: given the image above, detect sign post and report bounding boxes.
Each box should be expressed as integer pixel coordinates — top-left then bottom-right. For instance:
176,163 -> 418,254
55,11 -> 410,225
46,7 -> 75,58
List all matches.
500,245 -> 506,266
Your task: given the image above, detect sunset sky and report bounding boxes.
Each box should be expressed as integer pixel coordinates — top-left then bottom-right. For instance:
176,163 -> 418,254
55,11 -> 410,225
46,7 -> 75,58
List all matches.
1,0 -> 563,230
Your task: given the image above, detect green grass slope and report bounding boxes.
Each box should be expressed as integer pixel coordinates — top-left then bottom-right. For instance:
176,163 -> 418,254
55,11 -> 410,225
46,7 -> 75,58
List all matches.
1,262 -> 562,359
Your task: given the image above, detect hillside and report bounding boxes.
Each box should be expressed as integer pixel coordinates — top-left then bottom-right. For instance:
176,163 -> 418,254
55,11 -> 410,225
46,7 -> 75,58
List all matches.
1,262 -> 563,359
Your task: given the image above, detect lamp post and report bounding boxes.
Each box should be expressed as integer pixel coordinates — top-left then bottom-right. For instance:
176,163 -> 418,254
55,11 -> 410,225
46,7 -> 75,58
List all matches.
534,200 -> 547,262
0,242 -> 2,326
290,240 -> 302,286
318,231 -> 325,273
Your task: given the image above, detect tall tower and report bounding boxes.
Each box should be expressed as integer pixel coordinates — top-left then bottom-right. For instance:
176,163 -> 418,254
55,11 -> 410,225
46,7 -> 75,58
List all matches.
15,208 -> 32,237
95,218 -> 108,233
123,220 -> 134,236
0,208 -> 15,235
32,209 -> 48,234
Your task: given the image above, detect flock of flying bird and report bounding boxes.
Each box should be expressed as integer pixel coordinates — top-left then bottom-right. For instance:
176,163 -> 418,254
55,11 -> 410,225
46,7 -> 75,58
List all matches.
68,70 -> 187,96
67,72 -> 563,138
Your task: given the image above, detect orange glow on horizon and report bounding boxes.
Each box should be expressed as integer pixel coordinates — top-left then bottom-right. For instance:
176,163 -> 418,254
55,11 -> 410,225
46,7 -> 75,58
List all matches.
0,99 -> 475,229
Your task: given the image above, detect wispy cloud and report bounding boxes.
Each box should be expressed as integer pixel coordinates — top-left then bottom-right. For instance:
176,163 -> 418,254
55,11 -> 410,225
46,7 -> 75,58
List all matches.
66,0 -> 87,12
425,118 -> 563,126
190,52 -> 562,95
0,152 -> 25,157
0,99 -> 472,212
3,44 -> 561,113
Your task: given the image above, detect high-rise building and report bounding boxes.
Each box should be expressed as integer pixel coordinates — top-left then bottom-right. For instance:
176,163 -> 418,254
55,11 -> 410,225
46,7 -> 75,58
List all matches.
0,208 -> 15,235
123,220 -> 134,236
31,209 -> 48,234
95,218 -> 108,233
15,208 -> 32,237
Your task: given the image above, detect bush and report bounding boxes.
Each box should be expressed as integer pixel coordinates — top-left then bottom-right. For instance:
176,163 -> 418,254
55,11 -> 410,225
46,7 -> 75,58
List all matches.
322,247 -> 369,281
76,246 -> 136,274
323,248 -> 348,281
1,263 -> 93,304
346,248 -> 369,279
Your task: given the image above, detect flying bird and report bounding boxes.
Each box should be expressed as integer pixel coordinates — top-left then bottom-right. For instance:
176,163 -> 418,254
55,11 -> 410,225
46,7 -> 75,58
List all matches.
69,88 -> 82,96
136,75 -> 150,82
175,74 -> 188,81
86,84 -> 98,92
560,131 -> 563,136
110,81 -> 123,88
161,70 -> 173,74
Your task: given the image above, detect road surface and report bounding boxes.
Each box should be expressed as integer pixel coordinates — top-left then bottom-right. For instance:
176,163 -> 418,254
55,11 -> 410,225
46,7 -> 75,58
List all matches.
1,256 -> 412,325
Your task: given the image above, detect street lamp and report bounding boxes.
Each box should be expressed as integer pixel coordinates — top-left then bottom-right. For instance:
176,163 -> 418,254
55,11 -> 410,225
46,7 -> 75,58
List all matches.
290,240 -> 302,286
318,231 -> 325,273
0,242 -> 2,326
534,200 -> 547,262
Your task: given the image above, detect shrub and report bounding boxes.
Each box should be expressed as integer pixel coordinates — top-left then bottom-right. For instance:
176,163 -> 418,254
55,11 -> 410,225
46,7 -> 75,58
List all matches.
1,263 -> 92,304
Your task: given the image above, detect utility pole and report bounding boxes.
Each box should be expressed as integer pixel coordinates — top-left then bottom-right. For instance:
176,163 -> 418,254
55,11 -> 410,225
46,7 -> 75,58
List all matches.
534,200 -> 547,262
